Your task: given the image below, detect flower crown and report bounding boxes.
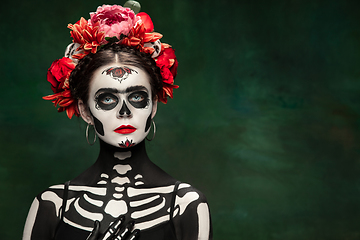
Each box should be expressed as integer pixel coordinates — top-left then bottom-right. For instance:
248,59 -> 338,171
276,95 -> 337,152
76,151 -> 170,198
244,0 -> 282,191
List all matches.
43,2 -> 179,119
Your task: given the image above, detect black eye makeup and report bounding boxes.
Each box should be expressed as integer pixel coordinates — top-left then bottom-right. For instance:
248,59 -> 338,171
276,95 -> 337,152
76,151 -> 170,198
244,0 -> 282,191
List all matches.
95,92 -> 119,110
128,91 -> 149,109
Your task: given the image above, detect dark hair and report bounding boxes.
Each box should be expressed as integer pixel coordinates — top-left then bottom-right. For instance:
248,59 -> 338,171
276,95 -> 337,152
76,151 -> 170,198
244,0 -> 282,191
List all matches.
69,44 -> 162,104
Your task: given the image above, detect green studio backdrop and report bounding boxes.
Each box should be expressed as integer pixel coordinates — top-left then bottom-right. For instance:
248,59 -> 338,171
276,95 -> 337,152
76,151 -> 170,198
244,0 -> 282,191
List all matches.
1,0 -> 360,239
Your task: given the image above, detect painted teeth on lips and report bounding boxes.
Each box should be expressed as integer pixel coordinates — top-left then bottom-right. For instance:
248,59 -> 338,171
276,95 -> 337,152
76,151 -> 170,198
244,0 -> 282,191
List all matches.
114,125 -> 136,134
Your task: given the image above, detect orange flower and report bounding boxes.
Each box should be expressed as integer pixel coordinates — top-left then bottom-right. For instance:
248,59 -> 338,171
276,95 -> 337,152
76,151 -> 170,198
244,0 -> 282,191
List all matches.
43,90 -> 80,119
68,17 -> 105,59
121,22 -> 162,55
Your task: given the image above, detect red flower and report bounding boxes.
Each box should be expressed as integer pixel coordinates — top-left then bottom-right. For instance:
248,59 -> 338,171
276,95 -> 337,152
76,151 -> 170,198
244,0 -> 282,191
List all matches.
155,47 -> 179,103
156,48 -> 178,81
137,12 -> 154,33
43,57 -> 79,119
68,17 -> 105,59
46,57 -> 75,92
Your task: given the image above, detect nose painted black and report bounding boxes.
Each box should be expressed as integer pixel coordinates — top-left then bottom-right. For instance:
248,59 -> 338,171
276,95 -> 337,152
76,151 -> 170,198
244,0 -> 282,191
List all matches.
119,100 -> 131,116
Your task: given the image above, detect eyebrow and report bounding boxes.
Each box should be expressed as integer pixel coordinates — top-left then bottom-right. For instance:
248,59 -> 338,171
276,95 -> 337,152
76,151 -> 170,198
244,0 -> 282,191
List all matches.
95,85 -> 148,96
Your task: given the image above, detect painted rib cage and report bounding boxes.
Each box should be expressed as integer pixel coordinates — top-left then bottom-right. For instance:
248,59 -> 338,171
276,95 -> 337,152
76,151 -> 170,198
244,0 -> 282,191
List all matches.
44,165 -> 198,232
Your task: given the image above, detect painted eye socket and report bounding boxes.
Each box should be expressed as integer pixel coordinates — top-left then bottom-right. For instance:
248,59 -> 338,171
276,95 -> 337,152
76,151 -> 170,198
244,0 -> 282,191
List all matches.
128,91 -> 149,108
96,93 -> 119,110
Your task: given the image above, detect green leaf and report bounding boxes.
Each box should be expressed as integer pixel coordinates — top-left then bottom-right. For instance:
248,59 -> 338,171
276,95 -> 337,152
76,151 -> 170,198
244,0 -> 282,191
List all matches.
105,36 -> 119,43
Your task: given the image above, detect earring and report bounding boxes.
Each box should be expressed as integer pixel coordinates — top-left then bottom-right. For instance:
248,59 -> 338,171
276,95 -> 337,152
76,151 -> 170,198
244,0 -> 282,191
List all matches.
146,119 -> 156,141
86,124 -> 97,145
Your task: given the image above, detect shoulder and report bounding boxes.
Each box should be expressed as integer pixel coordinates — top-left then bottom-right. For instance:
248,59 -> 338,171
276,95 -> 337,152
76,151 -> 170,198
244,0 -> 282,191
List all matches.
173,183 -> 209,215
171,183 -> 212,240
36,183 -> 67,204
23,183 -> 67,240
29,182 -> 71,220
31,183 -> 68,219
176,183 -> 208,203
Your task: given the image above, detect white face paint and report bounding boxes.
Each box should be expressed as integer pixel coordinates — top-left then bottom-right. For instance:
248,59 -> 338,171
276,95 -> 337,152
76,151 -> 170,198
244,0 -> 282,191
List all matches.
87,64 -> 156,148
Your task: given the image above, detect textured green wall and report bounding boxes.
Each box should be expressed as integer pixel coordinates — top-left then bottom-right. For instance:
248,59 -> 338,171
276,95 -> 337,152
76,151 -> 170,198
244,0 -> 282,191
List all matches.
1,0 -> 360,239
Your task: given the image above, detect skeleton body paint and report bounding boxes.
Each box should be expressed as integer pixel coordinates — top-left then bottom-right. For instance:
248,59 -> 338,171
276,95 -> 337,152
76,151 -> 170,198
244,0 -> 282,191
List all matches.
23,141 -> 212,240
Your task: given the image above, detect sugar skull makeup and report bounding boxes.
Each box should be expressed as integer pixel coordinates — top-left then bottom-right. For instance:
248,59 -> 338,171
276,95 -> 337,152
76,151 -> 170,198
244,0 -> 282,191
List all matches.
86,65 -> 156,148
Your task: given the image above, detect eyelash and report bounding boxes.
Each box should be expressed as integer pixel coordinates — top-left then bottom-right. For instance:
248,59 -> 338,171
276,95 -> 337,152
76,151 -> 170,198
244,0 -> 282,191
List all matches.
130,94 -> 144,102
128,91 -> 148,102
101,96 -> 116,104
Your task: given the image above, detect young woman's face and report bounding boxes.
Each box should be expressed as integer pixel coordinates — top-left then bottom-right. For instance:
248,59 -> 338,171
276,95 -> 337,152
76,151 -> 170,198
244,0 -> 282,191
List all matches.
86,64 -> 156,148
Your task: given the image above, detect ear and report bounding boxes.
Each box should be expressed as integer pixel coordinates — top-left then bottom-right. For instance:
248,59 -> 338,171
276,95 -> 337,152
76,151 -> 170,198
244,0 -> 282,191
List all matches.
151,98 -> 158,119
78,99 -> 94,125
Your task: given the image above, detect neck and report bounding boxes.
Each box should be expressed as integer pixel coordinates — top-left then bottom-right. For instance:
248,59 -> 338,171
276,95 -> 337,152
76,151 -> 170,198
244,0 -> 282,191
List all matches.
94,139 -> 150,173
72,138 -> 175,186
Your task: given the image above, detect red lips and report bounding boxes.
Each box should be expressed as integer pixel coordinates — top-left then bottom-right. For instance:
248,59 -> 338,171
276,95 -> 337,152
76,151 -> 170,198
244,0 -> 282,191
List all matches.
114,125 -> 136,134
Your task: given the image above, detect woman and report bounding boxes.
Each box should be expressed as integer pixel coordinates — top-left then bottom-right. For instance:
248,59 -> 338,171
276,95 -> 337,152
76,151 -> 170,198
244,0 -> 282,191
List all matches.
23,3 -> 212,240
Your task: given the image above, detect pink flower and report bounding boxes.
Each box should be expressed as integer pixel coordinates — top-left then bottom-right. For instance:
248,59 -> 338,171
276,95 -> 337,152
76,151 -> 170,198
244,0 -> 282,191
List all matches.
88,4 -> 139,41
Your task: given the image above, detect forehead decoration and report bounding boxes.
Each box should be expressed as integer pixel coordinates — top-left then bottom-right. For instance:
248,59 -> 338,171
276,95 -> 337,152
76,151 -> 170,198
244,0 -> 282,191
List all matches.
102,66 -> 138,83
43,1 -> 178,119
